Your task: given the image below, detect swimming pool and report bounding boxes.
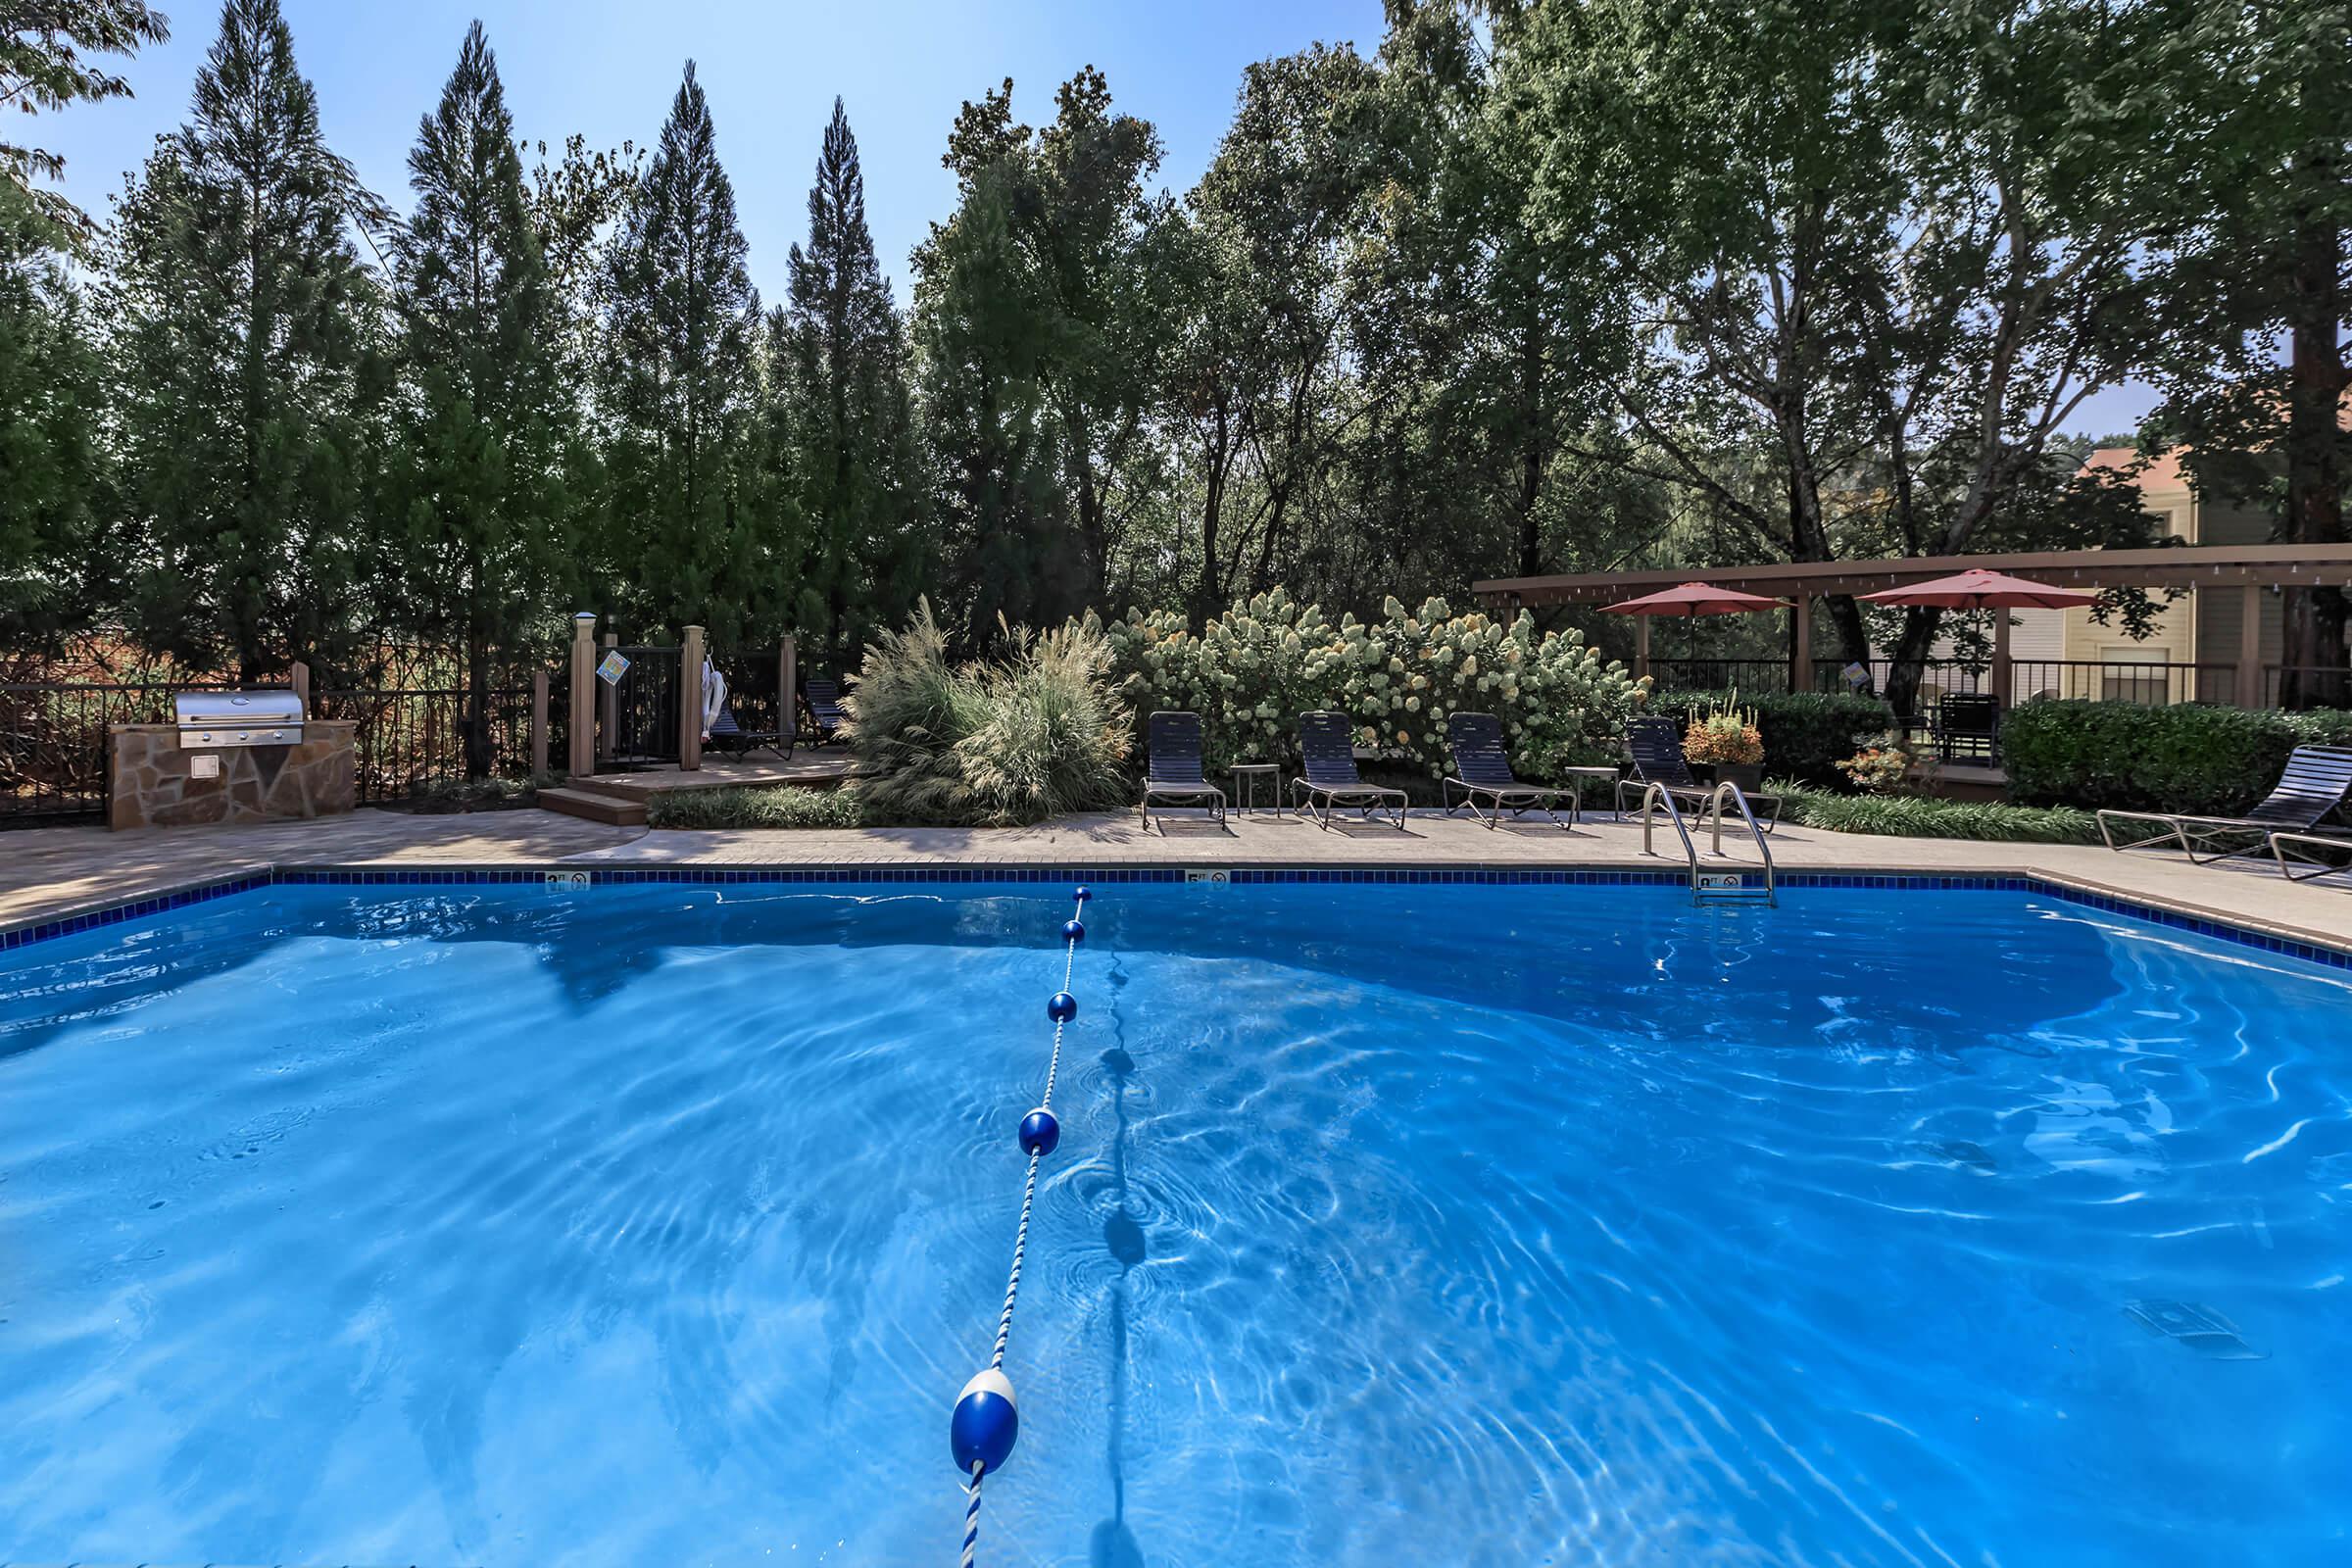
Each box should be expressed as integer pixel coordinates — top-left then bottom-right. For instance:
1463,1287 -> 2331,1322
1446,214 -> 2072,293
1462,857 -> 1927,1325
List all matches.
0,877 -> 2344,1565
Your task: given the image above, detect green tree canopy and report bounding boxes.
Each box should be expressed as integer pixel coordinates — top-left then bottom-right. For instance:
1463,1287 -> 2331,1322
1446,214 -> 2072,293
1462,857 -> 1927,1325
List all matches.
389,20 -> 580,774
601,59 -> 789,649
0,0 -> 171,239
103,0 -> 386,677
772,96 -> 923,670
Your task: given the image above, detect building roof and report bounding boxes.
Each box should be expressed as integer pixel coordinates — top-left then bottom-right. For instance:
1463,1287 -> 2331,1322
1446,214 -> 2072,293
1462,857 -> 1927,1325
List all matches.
2080,444 -> 2189,495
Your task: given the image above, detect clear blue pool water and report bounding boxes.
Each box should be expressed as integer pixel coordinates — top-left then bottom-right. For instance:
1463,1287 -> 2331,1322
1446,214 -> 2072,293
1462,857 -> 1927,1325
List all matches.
0,881 -> 2346,1566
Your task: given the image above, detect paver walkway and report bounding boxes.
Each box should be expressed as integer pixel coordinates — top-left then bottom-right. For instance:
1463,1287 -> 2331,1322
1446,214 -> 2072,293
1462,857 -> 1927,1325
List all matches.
6,802 -> 2349,954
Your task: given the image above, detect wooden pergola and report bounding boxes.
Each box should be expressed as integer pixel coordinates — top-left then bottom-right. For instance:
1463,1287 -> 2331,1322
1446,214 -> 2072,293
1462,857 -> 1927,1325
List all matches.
1475,544 -> 2352,708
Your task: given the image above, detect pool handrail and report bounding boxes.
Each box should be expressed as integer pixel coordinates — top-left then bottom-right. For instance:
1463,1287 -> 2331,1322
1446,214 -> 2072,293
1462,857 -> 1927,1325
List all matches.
1704,781 -> 1778,904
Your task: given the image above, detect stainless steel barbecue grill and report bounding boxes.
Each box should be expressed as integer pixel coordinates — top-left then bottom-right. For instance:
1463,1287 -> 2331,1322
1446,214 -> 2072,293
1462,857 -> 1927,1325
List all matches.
172,690 -> 306,749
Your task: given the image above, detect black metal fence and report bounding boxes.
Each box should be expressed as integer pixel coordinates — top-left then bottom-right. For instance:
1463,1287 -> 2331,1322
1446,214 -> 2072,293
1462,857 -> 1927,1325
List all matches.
604,646 -> 681,766
1650,657 -> 2239,710
2,668 -> 564,825
0,679 -> 233,824
313,681 -> 549,804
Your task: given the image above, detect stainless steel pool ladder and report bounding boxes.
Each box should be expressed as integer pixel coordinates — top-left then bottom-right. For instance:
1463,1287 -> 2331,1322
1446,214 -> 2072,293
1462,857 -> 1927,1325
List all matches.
1636,781 -> 1777,906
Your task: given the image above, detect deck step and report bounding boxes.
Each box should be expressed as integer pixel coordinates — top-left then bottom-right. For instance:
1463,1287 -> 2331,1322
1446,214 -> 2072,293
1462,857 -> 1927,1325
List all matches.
536,786 -> 648,827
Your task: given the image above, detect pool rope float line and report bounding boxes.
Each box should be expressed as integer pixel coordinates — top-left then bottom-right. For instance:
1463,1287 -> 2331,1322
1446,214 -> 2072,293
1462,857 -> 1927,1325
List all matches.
951,885 -> 1089,1567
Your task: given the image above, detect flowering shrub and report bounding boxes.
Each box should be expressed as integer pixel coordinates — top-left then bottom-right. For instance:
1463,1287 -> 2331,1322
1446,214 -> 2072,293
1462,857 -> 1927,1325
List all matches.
1836,736 -> 1914,793
1103,588 -> 1647,782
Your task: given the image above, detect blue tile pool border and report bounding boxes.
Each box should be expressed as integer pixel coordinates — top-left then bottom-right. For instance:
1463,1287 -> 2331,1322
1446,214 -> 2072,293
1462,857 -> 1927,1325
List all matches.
3,862 -> 2348,971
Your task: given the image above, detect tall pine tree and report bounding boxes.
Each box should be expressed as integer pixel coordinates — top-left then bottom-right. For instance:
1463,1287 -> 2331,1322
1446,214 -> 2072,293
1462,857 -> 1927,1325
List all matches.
774,97 -> 922,669
602,60 -> 789,648
0,194 -> 108,645
390,21 -> 577,776
104,0 -> 385,677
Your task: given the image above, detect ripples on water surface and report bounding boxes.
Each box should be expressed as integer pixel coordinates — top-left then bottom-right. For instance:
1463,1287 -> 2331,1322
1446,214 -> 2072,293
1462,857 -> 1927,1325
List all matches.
0,883 -> 2346,1565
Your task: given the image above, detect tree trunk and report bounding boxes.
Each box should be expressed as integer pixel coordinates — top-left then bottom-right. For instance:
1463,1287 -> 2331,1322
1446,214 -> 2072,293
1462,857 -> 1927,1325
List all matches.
1516,310 -> 1547,578
1197,399 -> 1230,617
2278,171 -> 2348,710
1881,607 -> 1945,720
465,633 -> 493,781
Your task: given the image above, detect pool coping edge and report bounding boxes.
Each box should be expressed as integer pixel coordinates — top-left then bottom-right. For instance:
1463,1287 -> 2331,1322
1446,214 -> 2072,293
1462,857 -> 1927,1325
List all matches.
4,858 -> 2349,971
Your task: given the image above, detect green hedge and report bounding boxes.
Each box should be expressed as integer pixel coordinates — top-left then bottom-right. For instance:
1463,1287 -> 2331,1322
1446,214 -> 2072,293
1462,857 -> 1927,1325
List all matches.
647,784 -> 866,829
1773,783 -> 2099,844
2001,702 -> 2352,814
1647,689 -> 1893,788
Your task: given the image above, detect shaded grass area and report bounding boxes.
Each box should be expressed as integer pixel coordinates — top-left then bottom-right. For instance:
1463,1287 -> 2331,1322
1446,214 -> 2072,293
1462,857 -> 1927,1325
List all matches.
1772,782 -> 2100,845
378,775 -> 552,814
646,784 -> 866,830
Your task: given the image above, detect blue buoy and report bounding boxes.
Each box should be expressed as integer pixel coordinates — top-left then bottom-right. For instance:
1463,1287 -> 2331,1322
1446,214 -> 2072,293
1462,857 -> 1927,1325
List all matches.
951,1367 -> 1018,1475
1018,1107 -> 1060,1156
1072,886 -> 1092,904
1062,918 -> 1086,944
1048,991 -> 1078,1023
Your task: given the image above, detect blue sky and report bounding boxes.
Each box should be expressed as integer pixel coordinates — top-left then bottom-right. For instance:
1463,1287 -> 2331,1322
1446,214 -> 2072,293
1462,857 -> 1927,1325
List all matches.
34,0 -> 2153,434
37,0 -> 1383,300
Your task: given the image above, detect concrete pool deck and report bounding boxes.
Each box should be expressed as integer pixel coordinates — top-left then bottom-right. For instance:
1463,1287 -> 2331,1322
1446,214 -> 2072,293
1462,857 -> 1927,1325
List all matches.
6,802 -> 2351,956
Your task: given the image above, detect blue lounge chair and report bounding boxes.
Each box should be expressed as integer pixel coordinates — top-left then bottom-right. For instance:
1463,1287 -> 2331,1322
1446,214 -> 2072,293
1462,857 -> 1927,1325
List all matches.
1292,710 -> 1406,830
804,677 -> 848,746
2100,745 -> 2352,863
1140,710 -> 1228,831
1443,711 -> 1575,829
707,697 -> 794,760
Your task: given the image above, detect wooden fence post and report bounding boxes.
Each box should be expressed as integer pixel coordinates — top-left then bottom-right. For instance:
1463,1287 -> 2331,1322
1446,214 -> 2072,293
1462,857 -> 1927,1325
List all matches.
598,631 -> 618,763
2237,584 -> 2265,708
289,660 -> 311,715
1990,610 -> 2013,710
1788,598 -> 1810,694
778,634 -> 798,743
568,612 -> 597,778
679,624 -> 706,770
531,668 -> 550,777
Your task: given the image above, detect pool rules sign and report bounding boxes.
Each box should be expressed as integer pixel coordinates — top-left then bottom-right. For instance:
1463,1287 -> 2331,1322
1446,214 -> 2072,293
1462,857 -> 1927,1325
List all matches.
596,650 -> 630,685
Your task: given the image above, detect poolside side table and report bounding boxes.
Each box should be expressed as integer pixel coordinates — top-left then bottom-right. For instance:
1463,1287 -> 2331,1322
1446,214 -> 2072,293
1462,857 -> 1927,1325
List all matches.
1559,765 -> 1624,822
1229,762 -> 1283,817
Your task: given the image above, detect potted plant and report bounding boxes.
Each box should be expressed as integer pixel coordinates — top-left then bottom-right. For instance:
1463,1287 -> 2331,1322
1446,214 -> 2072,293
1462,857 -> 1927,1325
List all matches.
1683,700 -> 1765,793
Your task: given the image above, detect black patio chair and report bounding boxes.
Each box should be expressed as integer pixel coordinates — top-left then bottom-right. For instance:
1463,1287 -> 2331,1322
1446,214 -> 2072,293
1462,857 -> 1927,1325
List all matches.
1442,711 -> 1575,829
1291,710 -> 1407,830
1614,714 -> 1780,830
2100,745 -> 2352,864
1139,710 -> 1228,831
1932,692 -> 2001,763
803,677 -> 848,746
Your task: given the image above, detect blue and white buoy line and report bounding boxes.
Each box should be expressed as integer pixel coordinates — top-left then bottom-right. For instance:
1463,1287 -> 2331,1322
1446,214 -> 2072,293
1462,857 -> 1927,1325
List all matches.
952,885 -> 1091,1567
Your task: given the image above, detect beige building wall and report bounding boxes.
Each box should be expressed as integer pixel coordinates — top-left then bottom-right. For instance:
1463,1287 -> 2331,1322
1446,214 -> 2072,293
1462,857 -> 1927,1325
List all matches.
2059,446 -> 2293,701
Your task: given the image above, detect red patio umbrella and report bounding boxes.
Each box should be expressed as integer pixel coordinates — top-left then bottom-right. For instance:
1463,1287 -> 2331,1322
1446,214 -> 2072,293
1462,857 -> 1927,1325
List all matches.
1603,581 -> 1788,669
1858,567 -> 2098,611
1861,568 -> 2099,713
1602,582 -> 1789,616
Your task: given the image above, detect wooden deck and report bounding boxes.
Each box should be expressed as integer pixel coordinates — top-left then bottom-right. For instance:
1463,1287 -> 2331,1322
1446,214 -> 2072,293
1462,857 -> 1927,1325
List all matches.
579,751 -> 858,802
